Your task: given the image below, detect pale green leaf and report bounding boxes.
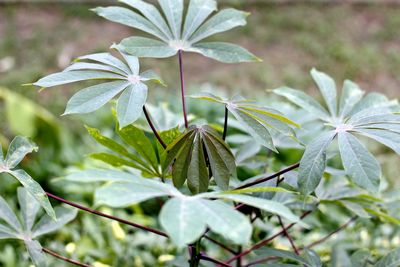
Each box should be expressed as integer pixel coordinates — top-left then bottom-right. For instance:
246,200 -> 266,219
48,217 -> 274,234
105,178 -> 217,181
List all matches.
90,153 -> 150,173
298,131 -> 336,195
77,53 -> 131,74
338,132 -> 381,193
159,198 -> 207,248
216,194 -> 302,224
273,87 -> 330,121
17,187 -> 40,231
339,80 -> 364,118
93,6 -> 168,41
0,143 -> 3,163
95,181 -> 175,207
140,70 -> 166,86
0,224 -> 18,239
188,92 -> 225,104
375,248 -> 400,267
64,62 -> 127,75
117,83 -> 148,128
182,0 -> 217,40
118,51 -> 140,75
33,70 -> 125,88
118,36 -> 177,58
311,68 -> 337,116
350,250 -> 371,267
0,195 -> 22,232
64,81 -> 129,115
224,186 -> 295,195
189,8 -> 248,43
86,126 -> 131,158
24,240 -> 46,267
7,170 -> 55,220
64,169 -> 138,183
350,92 -> 393,116
158,0 -> 183,39
32,207 -> 77,238
120,0 -> 173,40
256,247 -> 310,265
5,136 -> 38,169
190,42 -> 259,63
340,200 -> 370,218
354,128 -> 400,154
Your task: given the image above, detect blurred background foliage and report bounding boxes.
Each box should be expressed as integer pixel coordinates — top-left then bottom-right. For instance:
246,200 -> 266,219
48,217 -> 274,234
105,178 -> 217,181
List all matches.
0,1 -> 399,266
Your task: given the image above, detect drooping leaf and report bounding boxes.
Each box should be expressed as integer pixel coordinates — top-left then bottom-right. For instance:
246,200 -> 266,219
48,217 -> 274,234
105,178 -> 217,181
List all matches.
24,239 -> 46,267
117,36 -> 177,58
0,224 -> 18,239
4,136 -> 38,169
7,170 -> 55,220
255,247 -> 311,265
298,131 -> 336,195
32,207 -> 77,238
339,80 -> 364,118
338,132 -> 381,193
187,134 -> 209,193
350,250 -> 371,267
353,128 -> 400,154
302,248 -> 322,267
116,83 -> 148,128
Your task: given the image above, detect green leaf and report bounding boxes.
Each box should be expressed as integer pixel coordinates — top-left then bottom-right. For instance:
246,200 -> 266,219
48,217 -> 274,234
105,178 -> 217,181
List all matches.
7,170 -> 55,220
339,80 -> 364,118
255,247 -> 310,265
188,92 -> 225,104
375,248 -> 400,267
64,81 -> 129,115
118,36 -> 177,58
76,53 -> 131,74
302,248 -> 322,267
90,153 -> 150,173
273,87 -> 330,121
350,250 -> 371,267
159,0 -> 183,39
65,62 -> 126,75
224,186 -> 295,195
338,132 -> 381,193
298,131 -> 336,195
4,136 -> 38,169
95,181 -> 176,207
0,195 -> 22,232
354,128 -> 400,154
0,143 -> 3,163
215,194 -> 302,224
117,83 -> 148,128
118,125 -> 159,171
189,8 -> 249,43
190,42 -> 260,63
17,187 -> 40,231
182,0 -> 217,40
0,224 -> 18,239
172,133 -> 196,188
159,198 -> 207,248
227,105 -> 275,151
86,126 -> 130,158
311,68 -> 337,116
64,169 -> 138,183
187,134 -> 209,193
32,207 -> 77,238
24,239 -> 46,267
120,0 -> 173,40
33,70 -> 125,88
93,6 -> 168,41
140,70 -> 166,86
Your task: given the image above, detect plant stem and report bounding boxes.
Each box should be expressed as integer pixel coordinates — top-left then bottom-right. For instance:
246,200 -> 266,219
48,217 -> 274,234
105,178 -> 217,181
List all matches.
143,105 -> 166,149
278,216 -> 300,255
189,240 -> 202,267
46,192 -> 167,237
178,50 -> 189,129
43,247 -> 92,267
235,162 -> 300,190
236,246 -> 242,267
204,236 -> 238,255
200,254 -> 232,267
303,216 -> 358,250
224,210 -> 312,264
223,106 -> 229,140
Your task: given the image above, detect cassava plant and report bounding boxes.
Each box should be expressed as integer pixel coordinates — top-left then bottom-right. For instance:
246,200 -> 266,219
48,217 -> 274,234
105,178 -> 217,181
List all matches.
1,0 -> 400,266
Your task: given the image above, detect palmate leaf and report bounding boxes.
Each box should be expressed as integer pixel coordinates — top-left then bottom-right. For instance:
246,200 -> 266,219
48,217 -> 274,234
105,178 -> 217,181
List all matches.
0,188 -> 77,266
33,49 -> 164,128
274,69 -> 399,195
163,125 -> 236,193
190,93 -> 299,151
0,136 -> 55,219
97,0 -> 259,63
63,169 -> 302,248
375,248 -> 400,267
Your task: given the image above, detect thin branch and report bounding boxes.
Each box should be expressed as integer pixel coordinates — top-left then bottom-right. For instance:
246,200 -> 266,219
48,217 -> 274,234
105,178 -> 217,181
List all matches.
43,247 -> 92,267
303,216 -> 358,250
222,106 -> 229,140
224,210 -> 312,264
200,254 -> 233,267
278,216 -> 300,255
46,192 -> 168,237
178,50 -> 189,129
143,105 -> 166,149
204,236 -> 238,255
235,163 -> 300,190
